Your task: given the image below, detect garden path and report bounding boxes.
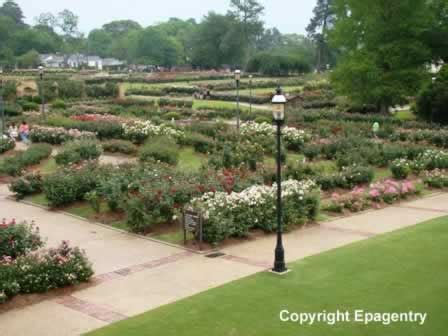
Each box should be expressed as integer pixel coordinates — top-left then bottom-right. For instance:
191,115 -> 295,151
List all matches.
1,184 -> 448,336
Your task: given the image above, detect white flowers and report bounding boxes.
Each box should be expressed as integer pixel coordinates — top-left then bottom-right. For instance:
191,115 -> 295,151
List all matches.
240,122 -> 310,148
192,180 -> 316,220
123,120 -> 184,140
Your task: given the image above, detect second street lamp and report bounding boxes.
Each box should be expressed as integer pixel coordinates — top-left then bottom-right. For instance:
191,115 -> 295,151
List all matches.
0,78 -> 4,137
272,86 -> 288,274
235,69 -> 241,131
249,74 -> 253,114
38,66 -> 45,120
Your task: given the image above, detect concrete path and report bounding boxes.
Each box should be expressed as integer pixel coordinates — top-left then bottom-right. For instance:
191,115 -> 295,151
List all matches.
1,184 -> 448,336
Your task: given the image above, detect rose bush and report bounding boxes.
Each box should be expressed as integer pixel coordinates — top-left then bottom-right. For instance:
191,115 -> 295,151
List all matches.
123,120 -> 184,144
191,180 -> 319,244
30,126 -> 96,145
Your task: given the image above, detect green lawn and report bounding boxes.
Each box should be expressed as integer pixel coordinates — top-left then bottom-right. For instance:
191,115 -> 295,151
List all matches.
87,216 -> 448,336
178,147 -> 206,171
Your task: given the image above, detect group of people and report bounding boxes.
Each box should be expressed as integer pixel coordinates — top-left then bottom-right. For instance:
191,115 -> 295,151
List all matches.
5,121 -> 30,143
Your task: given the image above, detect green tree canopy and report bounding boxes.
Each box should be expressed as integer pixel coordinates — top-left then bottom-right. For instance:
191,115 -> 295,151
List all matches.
330,0 -> 433,112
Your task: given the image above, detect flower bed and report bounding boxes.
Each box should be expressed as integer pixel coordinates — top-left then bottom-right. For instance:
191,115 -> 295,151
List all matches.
423,169 -> 448,188
326,180 -> 420,213
30,126 -> 96,145
240,122 -> 310,151
0,220 -> 93,303
0,144 -> 52,176
123,120 -> 184,144
71,114 -> 127,123
191,180 -> 319,244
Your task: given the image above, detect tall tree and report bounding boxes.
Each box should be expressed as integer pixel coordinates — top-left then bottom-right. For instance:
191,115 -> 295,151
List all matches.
57,9 -> 79,38
35,12 -> 58,28
0,0 -> 25,26
229,0 -> 264,61
330,0 -> 432,112
191,12 -> 244,68
306,0 -> 335,71
102,20 -> 141,36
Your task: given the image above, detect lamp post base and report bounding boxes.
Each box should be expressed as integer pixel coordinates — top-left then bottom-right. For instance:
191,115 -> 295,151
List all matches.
269,269 -> 291,276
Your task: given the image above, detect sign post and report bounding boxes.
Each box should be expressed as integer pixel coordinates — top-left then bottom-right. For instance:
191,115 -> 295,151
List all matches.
183,209 -> 203,251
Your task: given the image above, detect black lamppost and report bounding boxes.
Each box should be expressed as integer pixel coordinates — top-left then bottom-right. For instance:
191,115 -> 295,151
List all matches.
235,69 -> 241,131
272,86 -> 288,274
249,74 -> 253,114
38,66 -> 45,119
0,76 -> 4,136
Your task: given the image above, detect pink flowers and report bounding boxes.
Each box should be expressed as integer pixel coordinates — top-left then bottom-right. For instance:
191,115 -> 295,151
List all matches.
326,179 -> 419,213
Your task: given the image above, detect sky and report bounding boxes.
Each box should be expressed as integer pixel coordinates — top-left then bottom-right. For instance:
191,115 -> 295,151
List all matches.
13,0 -> 316,35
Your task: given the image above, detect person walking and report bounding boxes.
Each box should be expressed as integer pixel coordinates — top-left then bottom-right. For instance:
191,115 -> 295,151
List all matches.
19,121 -> 30,144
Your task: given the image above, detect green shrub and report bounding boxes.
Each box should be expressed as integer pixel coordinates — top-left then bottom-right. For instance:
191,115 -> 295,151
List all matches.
55,140 -> 103,166
20,101 -> 40,111
303,144 -> 322,161
416,65 -> 448,125
254,116 -> 272,124
0,241 -> 93,302
0,144 -> 52,176
0,219 -> 43,259
52,99 -> 66,109
4,104 -> 23,116
42,164 -> 99,207
163,111 -> 182,120
183,133 -> 215,154
9,173 -> 43,199
139,137 -> 179,165
390,159 -> 412,180
102,140 -> 137,155
316,166 -> 374,190
0,138 -> 15,154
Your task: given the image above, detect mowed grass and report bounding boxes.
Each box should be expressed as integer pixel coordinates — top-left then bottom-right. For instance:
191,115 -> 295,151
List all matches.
87,216 -> 448,336
178,147 -> 206,171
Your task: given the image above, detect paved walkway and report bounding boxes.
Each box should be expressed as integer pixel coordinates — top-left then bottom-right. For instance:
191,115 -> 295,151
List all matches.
1,184 -> 448,336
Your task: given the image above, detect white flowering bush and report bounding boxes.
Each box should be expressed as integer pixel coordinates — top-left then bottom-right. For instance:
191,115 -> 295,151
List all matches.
123,120 -> 184,144
423,169 -> 448,188
240,122 -> 310,151
414,149 -> 448,171
390,158 -> 412,179
191,180 -> 319,244
30,126 -> 96,145
283,126 -> 312,151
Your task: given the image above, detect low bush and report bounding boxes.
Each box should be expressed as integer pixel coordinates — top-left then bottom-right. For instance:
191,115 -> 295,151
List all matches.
9,173 -> 43,199
0,240 -> 93,303
423,169 -> 448,188
30,126 -> 96,145
0,144 -> 52,176
102,140 -> 137,155
0,219 -> 43,259
182,133 -> 215,154
390,159 -> 412,180
20,101 -> 40,111
139,137 -> 179,165
42,164 -> 100,207
4,104 -> 23,116
316,166 -> 374,191
0,138 -> 15,154
162,112 -> 182,120
192,180 -> 319,244
52,99 -> 66,109
55,140 -> 102,166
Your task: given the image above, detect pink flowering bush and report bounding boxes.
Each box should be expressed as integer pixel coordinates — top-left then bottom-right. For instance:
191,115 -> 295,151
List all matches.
325,180 -> 420,213
0,220 -> 93,303
368,180 -> 418,204
0,219 -> 43,259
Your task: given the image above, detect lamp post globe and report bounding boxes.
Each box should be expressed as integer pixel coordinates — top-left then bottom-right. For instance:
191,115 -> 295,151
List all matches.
235,69 -> 241,131
272,86 -> 287,274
